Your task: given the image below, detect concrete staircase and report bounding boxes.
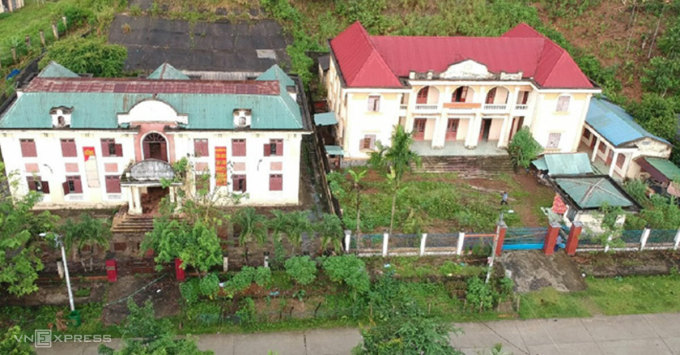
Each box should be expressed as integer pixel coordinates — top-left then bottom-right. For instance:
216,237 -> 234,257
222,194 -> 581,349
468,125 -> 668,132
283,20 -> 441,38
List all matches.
417,155 -> 514,174
111,214 -> 155,234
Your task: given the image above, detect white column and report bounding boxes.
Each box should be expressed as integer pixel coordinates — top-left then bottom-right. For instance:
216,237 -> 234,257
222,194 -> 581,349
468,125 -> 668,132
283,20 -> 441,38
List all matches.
130,186 -> 142,215
344,230 -> 351,252
419,233 -> 427,256
621,153 -> 632,179
674,228 -> 680,250
457,232 -> 465,255
169,186 -> 176,203
465,113 -> 481,148
591,137 -> 600,162
640,228 -> 651,251
498,117 -> 512,148
604,234 -> 612,252
609,150 -> 619,177
382,232 -> 389,257
432,113 -> 448,149
127,186 -> 135,213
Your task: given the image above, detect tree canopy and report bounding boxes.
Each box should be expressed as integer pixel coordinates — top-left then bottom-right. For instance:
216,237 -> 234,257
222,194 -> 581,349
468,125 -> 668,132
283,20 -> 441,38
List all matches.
39,37 -> 127,77
507,127 -> 542,169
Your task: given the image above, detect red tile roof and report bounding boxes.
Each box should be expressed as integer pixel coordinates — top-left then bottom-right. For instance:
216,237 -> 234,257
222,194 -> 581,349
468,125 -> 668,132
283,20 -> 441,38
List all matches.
23,77 -> 281,95
330,22 -> 593,89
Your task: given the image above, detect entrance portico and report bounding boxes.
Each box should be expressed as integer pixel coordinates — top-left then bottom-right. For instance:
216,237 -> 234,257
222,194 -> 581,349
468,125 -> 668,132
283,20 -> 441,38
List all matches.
121,159 -> 181,215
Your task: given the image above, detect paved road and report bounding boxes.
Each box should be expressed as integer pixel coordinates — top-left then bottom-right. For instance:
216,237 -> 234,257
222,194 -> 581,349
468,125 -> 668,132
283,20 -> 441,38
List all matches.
39,313 -> 680,355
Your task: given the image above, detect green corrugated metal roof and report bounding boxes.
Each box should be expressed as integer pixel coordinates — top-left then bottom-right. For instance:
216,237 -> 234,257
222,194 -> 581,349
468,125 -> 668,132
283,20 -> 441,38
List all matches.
532,157 -> 547,170
544,153 -> 593,175
314,112 -> 337,126
644,157 -> 680,182
148,63 -> 189,80
555,177 -> 634,209
324,145 -> 344,156
38,62 -> 79,78
1,64 -> 303,130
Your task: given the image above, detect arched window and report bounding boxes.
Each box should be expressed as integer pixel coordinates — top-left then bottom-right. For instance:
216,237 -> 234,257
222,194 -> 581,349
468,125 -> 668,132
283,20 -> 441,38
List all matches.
142,132 -> 168,162
452,86 -> 470,103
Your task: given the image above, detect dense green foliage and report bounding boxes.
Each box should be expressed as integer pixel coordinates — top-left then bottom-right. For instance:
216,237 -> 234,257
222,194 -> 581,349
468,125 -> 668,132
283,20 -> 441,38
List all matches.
39,37 -> 126,77
60,213 -> 111,272
284,256 -> 317,285
0,325 -> 34,355
315,213 -> 344,252
627,93 -> 679,142
507,127 -> 542,169
322,255 -> 370,299
0,163 -> 56,297
99,299 -> 211,355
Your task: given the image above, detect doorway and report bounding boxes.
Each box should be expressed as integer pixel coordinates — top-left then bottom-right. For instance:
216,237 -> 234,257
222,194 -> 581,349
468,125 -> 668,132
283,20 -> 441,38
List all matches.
141,186 -> 168,215
142,132 -> 168,162
479,118 -> 492,142
413,119 -> 426,140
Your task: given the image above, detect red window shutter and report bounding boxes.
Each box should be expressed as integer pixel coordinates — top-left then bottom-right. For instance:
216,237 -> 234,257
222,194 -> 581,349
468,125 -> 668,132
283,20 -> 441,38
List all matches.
62,181 -> 70,195
20,139 -> 37,157
114,144 -> 123,157
232,139 -> 246,156
269,174 -> 283,191
106,176 -> 121,193
72,176 -> 83,193
264,143 -> 271,156
276,140 -> 283,156
101,139 -> 110,157
41,181 -> 50,194
194,139 -> 208,157
61,139 -> 77,157
26,177 -> 36,191
243,177 -> 247,192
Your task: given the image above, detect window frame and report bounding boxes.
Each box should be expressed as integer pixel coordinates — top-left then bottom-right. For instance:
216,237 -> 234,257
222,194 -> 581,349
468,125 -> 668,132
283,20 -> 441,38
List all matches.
556,95 -> 571,113
20,139 -> 37,157
367,95 -> 381,112
546,132 -> 561,149
60,138 -> 77,158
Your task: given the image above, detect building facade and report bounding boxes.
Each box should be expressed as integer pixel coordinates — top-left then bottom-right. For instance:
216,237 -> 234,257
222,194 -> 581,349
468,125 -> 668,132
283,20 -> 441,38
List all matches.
0,62 -> 310,213
323,22 -> 601,161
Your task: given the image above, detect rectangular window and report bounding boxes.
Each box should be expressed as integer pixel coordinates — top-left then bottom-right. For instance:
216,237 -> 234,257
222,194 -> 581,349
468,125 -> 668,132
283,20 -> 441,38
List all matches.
547,133 -> 561,149
105,175 -> 121,193
60,139 -> 77,157
556,95 -> 570,112
232,139 -> 246,157
583,129 -> 591,140
26,176 -> 49,193
616,153 -> 626,169
232,174 -> 247,192
101,139 -> 123,157
367,95 -> 380,112
269,174 -> 283,191
20,139 -> 37,157
62,175 -> 83,195
360,134 -> 376,150
598,142 -> 607,153
264,139 -> 283,156
194,139 -> 209,157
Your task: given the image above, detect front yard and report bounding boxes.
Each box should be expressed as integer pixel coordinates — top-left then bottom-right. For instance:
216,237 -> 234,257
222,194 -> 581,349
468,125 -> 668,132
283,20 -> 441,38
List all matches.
328,169 -> 555,234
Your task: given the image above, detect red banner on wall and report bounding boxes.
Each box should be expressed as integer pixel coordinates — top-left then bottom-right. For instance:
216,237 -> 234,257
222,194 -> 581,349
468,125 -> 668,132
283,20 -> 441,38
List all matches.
83,147 -> 95,161
215,146 -> 227,186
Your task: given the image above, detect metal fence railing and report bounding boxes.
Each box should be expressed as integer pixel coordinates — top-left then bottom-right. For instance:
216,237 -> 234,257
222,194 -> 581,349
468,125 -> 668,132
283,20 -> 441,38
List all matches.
648,229 -> 677,244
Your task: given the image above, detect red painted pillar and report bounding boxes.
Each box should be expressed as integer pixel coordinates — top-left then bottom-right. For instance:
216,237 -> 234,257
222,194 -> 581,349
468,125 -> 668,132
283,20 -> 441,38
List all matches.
175,258 -> 185,281
105,259 -> 117,282
495,223 -> 507,256
543,222 -> 561,256
565,222 -> 582,256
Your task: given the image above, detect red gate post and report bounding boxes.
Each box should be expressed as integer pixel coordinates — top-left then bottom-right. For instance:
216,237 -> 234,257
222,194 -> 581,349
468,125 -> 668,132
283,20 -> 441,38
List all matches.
565,222 -> 583,256
175,258 -> 185,281
105,259 -> 117,282
495,222 -> 507,256
543,222 -> 561,256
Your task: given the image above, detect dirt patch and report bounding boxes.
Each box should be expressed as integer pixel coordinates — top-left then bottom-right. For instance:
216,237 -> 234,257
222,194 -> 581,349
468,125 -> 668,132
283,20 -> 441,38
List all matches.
101,274 -> 180,325
2,279 -> 108,307
500,250 -> 586,293
572,250 -> 680,277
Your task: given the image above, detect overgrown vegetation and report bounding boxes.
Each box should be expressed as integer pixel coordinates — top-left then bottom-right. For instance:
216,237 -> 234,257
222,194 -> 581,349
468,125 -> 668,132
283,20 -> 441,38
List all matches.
624,180 -> 680,230
507,127 -> 542,170
39,37 -> 127,77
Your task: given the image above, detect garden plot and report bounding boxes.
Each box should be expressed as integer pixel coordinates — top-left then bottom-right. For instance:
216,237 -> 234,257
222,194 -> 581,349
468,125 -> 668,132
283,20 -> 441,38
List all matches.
329,169 -> 555,234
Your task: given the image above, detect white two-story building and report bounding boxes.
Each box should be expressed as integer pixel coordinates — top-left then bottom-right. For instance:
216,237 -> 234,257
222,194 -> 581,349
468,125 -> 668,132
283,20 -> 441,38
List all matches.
0,62 -> 310,213
322,22 -> 601,161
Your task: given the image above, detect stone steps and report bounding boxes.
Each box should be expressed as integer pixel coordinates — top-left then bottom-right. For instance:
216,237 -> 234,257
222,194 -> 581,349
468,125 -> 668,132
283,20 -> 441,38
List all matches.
111,215 -> 155,234
417,155 -> 514,174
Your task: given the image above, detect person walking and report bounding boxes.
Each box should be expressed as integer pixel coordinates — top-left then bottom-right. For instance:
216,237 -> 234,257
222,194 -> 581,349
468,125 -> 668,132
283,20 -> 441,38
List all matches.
500,191 -> 508,205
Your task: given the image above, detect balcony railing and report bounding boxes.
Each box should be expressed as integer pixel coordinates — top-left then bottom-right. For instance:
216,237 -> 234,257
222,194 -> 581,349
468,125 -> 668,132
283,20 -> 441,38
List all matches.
483,104 -> 507,111
414,104 -> 439,112
444,102 -> 480,111
514,104 -> 528,110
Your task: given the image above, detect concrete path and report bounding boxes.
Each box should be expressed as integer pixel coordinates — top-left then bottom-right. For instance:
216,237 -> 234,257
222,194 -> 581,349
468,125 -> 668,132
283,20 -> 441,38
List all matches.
39,313 -> 680,355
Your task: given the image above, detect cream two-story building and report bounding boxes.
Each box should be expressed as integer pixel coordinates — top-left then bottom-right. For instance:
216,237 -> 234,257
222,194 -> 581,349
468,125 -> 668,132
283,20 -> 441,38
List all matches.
322,22 -> 601,161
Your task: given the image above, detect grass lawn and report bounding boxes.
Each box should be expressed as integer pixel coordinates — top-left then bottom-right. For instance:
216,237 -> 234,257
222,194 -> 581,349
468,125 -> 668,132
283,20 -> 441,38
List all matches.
329,169 -> 555,234
519,273 -> 680,319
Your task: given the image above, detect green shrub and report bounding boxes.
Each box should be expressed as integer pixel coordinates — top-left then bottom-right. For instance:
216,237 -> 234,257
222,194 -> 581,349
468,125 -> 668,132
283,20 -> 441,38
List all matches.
180,278 -> 200,304
254,267 -> 272,287
438,261 -> 462,276
465,277 -> 498,312
284,256 -> 317,285
199,273 -> 220,299
236,297 -> 256,326
507,127 -> 542,169
39,37 -> 127,77
322,255 -> 370,298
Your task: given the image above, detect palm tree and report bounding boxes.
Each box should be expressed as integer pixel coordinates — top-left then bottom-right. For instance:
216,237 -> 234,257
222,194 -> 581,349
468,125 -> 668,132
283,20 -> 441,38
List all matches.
315,213 -> 344,253
233,207 -> 267,264
348,168 -> 367,238
61,214 -> 111,272
284,211 -> 312,255
370,125 -> 421,235
268,209 -> 289,243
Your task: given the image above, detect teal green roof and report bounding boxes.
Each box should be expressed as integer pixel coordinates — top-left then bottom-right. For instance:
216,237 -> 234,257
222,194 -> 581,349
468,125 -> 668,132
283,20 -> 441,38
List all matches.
1,64 -> 304,131
324,145 -> 344,156
38,62 -> 79,78
148,63 -> 190,80
644,157 -> 680,182
555,177 -> 634,209
535,153 -> 593,175
314,112 -> 337,126
586,97 -> 669,146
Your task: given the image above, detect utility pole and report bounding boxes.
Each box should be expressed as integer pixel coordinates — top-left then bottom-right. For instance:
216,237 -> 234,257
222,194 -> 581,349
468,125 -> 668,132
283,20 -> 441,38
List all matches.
485,211 -> 504,284
41,233 -> 75,311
